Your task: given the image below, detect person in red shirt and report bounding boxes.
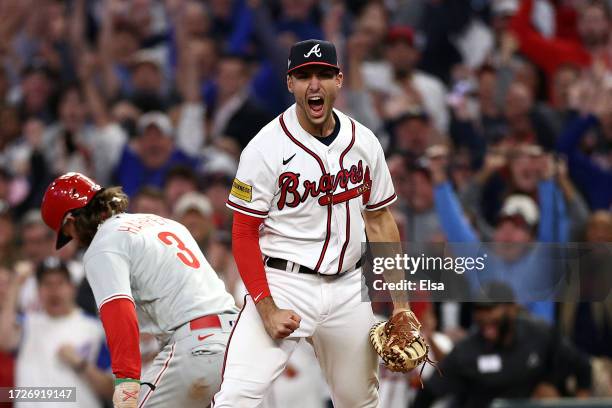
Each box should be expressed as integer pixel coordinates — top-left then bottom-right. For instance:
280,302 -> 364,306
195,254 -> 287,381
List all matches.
510,0 -> 610,77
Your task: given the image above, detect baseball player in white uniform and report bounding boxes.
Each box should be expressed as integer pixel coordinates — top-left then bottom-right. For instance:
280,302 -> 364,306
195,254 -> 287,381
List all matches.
212,39 -> 417,407
40,173 -> 237,408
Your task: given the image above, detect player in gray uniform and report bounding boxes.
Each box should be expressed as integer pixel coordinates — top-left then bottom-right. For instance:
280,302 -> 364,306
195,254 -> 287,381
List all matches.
41,172 -> 237,408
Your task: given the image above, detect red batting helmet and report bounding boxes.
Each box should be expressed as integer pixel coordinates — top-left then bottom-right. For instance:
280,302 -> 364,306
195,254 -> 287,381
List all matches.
41,172 -> 102,249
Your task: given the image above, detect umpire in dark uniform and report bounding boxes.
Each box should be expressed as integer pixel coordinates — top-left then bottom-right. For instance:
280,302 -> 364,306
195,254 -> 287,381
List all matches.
412,283 -> 592,408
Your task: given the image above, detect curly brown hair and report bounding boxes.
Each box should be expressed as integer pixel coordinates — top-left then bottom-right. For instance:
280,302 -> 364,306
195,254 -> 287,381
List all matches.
72,187 -> 129,246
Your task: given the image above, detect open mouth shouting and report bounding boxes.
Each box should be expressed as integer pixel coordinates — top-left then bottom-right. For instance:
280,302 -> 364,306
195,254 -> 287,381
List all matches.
307,95 -> 325,119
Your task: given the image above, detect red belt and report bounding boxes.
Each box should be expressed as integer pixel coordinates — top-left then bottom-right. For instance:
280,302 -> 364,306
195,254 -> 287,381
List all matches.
189,315 -> 222,331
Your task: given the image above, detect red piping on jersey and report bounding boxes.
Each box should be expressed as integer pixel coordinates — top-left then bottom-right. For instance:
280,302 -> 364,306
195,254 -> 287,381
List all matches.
99,294 -> 134,309
279,113 -> 331,272
211,296 -> 246,407
366,193 -> 397,210
226,200 -> 269,217
318,204 -> 332,272
337,119 -> 356,273
138,342 -> 176,408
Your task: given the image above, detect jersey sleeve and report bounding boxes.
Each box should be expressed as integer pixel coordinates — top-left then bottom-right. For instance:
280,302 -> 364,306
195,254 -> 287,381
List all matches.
226,144 -> 276,218
84,251 -> 133,309
364,138 -> 397,211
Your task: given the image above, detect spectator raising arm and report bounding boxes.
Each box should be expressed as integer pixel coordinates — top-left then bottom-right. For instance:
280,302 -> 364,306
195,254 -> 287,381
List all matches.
78,51 -> 128,185
458,149 -> 508,240
79,52 -> 111,128
98,0 -> 123,100
429,147 -> 479,244
555,158 -> 590,240
509,0 -> 591,77
68,0 -> 87,62
175,38 -> 206,153
536,154 -> 569,243
344,30 -> 385,135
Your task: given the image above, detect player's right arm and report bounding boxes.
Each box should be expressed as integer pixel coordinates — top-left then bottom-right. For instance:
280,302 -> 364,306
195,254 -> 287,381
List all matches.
228,142 -> 301,339
232,212 -> 301,339
85,251 -> 141,407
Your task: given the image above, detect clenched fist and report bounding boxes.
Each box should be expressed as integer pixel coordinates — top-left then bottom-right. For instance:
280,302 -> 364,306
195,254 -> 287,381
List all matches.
256,297 -> 301,339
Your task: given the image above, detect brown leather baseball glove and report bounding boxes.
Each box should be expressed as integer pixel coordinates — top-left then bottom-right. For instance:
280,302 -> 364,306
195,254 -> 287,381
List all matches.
369,310 -> 430,373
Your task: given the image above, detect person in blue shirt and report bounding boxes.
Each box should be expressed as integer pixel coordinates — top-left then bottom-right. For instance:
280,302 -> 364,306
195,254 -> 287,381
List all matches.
428,146 -> 568,323
113,111 -> 199,197
557,113 -> 612,210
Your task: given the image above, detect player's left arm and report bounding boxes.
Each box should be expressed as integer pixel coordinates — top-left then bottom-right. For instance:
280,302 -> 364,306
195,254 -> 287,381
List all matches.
100,299 -> 142,408
85,252 -> 141,407
99,299 -> 141,380
363,207 -> 410,313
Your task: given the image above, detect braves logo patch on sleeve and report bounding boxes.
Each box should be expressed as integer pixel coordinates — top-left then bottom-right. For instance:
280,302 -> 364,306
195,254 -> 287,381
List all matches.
231,178 -> 253,202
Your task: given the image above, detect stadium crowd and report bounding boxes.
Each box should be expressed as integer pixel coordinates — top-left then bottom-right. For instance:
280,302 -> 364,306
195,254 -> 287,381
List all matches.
0,0 -> 611,407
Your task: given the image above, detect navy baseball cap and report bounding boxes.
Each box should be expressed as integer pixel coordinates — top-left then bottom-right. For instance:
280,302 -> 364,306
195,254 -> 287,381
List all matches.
287,39 -> 340,75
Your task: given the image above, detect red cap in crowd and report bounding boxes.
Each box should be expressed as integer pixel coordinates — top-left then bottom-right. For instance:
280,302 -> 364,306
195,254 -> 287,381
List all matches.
386,26 -> 415,46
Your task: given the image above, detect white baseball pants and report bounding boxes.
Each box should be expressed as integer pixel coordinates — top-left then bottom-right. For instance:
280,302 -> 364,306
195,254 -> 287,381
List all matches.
212,267 -> 379,408
138,314 -> 237,408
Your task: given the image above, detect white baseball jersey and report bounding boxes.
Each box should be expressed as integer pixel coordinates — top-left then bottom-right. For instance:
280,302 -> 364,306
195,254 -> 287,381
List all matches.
83,213 -> 236,343
226,104 -> 396,275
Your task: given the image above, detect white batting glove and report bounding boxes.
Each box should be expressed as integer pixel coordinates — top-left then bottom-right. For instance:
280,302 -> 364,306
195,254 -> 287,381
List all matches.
113,380 -> 141,408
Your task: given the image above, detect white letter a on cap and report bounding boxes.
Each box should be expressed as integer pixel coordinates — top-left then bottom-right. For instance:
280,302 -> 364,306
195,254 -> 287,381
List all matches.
304,44 -> 322,58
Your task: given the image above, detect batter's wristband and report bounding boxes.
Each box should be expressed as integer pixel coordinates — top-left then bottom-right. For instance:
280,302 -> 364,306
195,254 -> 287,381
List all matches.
114,378 -> 141,386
